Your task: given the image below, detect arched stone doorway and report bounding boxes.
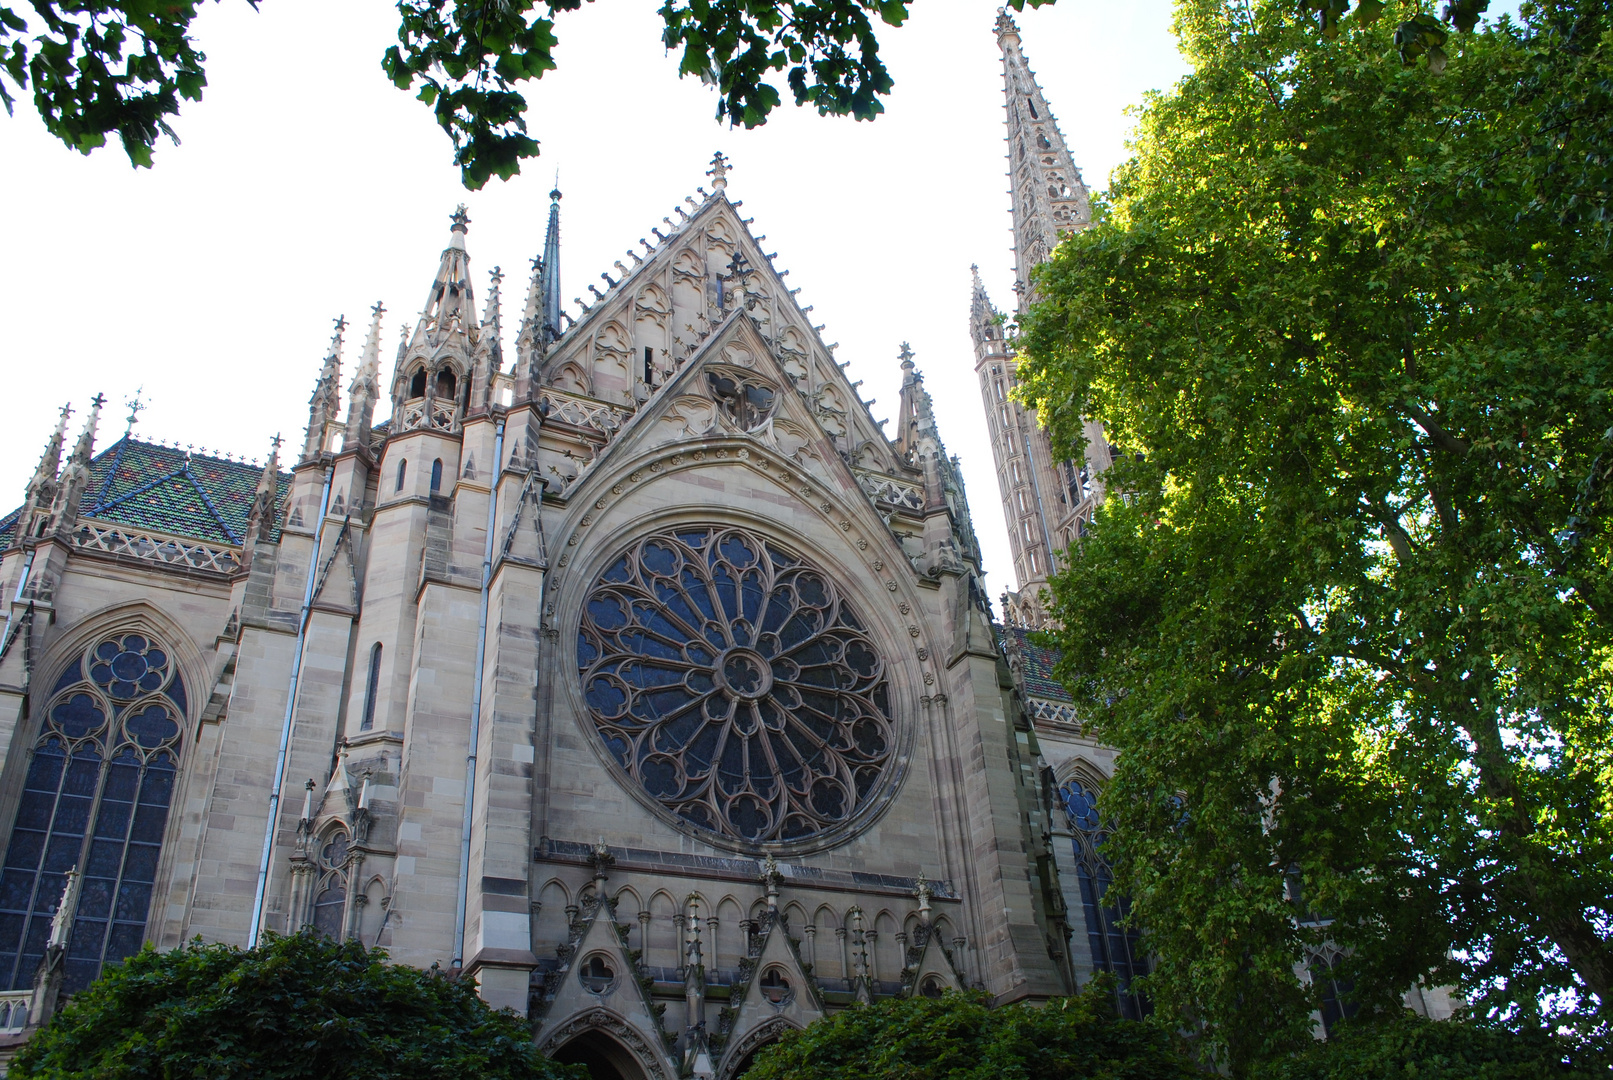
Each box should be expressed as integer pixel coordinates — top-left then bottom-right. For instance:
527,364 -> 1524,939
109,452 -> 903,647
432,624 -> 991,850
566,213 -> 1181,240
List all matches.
551,1029 -> 650,1080
718,1018 -> 797,1080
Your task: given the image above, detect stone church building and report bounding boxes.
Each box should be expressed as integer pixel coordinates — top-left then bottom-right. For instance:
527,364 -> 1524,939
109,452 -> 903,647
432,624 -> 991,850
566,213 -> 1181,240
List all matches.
0,13 -> 1146,1077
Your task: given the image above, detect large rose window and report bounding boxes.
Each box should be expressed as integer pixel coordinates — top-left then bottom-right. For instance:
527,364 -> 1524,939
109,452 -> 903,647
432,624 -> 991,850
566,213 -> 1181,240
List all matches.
578,527 -> 896,845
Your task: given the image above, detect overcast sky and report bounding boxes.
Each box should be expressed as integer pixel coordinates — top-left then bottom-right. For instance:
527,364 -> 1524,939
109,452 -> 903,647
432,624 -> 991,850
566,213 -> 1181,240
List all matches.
0,0 -> 1189,595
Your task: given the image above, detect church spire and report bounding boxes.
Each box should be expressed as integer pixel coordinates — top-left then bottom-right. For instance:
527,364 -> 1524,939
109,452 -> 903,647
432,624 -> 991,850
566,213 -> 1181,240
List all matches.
413,206 -> 479,349
539,186 -> 562,345
346,302 -> 385,445
996,9 -> 1091,312
302,317 -> 345,461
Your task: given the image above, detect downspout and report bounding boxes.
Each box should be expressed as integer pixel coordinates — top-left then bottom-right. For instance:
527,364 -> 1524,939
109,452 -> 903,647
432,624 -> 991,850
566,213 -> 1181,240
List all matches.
0,551 -> 35,647
248,463 -> 334,948
452,417 -> 505,969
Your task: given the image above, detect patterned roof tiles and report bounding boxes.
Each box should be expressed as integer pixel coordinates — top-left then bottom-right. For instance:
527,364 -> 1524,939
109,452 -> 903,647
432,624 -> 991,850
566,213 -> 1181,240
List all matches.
999,625 -> 1073,703
0,437 -> 288,553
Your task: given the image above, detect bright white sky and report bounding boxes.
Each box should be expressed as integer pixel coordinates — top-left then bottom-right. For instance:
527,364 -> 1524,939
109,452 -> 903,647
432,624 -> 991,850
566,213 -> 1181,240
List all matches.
0,0 -> 1188,595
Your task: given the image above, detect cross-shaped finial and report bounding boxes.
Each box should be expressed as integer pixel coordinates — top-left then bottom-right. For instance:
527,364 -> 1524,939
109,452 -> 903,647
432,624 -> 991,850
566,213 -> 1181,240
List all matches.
707,151 -> 730,191
450,204 -> 470,232
372,299 -> 385,318
898,342 -> 914,364
489,265 -> 505,289
123,386 -> 146,435
270,432 -> 284,451
57,402 -> 73,421
90,392 -> 108,410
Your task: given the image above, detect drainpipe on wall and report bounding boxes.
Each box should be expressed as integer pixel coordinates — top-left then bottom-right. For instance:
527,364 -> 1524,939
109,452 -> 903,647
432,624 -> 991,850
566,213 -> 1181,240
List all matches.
452,417 -> 504,969
248,463 -> 334,948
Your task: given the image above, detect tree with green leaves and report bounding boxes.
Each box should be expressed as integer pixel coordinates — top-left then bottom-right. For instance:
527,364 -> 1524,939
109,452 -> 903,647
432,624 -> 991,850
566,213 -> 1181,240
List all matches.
8,930 -> 580,1080
2,0 -> 1505,188
1015,0 -> 1612,1071
741,985 -> 1199,1080
1252,1014 -> 1603,1080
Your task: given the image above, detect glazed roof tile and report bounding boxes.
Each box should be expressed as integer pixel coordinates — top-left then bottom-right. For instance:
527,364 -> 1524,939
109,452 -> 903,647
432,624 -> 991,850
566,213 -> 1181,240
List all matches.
999,625 -> 1073,703
0,437 -> 288,553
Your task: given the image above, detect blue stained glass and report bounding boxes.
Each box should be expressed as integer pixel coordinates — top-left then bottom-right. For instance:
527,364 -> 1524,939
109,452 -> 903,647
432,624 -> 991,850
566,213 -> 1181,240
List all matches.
1060,779 -> 1149,1019
0,633 -> 186,989
580,528 -> 895,846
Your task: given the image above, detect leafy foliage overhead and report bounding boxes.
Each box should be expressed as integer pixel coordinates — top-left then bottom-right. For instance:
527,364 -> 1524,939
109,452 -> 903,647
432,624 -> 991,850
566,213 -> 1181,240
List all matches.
742,985 -> 1199,1080
8,931 -> 581,1080
1016,0 -> 1613,1069
4,0 -> 1496,188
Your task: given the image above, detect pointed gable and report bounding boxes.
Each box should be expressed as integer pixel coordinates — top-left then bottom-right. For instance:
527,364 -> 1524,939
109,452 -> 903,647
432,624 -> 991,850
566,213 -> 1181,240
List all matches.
715,910 -> 823,1080
534,892 -> 676,1080
535,185 -> 905,477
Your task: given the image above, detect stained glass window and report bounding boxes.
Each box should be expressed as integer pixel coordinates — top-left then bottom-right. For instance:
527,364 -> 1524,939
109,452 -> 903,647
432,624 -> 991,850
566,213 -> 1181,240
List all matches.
310,830 -> 350,939
577,527 -> 896,846
1059,777 -> 1148,1019
0,632 -> 185,993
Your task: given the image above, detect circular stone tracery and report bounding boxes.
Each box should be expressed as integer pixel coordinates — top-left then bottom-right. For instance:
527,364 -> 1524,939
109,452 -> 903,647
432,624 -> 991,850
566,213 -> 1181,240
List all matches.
577,526 -> 896,846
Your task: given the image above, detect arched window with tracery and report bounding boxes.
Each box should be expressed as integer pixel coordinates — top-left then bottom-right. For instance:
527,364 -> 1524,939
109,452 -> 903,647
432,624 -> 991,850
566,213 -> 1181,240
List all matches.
0,631 -> 186,993
310,829 -> 350,939
1059,775 -> 1148,1019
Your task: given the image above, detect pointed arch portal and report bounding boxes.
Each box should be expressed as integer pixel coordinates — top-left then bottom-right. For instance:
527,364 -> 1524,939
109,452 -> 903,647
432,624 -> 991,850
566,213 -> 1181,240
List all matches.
551,1028 -> 651,1080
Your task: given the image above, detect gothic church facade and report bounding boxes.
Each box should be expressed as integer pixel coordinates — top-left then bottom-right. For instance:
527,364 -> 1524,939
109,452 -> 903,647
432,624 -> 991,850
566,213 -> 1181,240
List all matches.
0,14 -> 1148,1078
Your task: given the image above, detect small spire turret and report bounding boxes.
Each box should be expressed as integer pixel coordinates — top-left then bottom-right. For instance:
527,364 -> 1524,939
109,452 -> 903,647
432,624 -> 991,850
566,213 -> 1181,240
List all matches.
242,434 -> 283,558
472,266 -> 504,410
346,302 -> 385,444
49,393 -> 104,535
18,404 -> 71,537
515,254 -> 545,399
411,206 -> 479,349
302,316 -> 346,461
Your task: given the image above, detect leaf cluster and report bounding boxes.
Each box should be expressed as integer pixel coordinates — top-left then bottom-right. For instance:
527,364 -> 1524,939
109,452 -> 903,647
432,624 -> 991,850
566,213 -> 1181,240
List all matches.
741,984 -> 1199,1080
8,930 -> 581,1080
1015,0 -> 1613,1069
0,0 -> 220,166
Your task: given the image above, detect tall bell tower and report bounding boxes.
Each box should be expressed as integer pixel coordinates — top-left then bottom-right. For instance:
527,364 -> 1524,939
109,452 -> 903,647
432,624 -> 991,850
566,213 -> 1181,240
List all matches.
974,10 -> 1114,628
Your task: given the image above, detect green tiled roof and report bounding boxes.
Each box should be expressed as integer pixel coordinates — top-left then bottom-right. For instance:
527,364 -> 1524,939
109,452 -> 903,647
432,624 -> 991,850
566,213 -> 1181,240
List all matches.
1000,625 -> 1073,703
1,437 -> 289,552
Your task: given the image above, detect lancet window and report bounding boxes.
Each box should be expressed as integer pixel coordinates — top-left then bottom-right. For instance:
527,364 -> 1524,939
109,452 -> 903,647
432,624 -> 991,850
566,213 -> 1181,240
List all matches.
1059,776 -> 1148,1019
310,828 -> 351,940
0,632 -> 186,993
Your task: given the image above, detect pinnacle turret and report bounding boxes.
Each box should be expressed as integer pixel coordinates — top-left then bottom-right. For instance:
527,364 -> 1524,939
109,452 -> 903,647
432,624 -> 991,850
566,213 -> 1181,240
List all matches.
18,403 -> 72,537
345,302 -> 385,445
243,434 -> 283,556
472,266 -> 505,410
969,264 -> 1004,350
48,393 -> 105,535
303,316 -> 346,461
412,206 -> 479,349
